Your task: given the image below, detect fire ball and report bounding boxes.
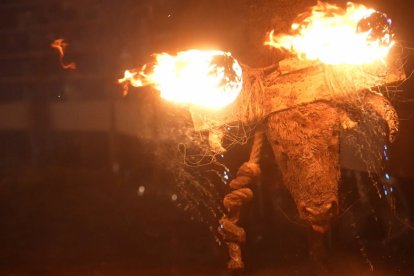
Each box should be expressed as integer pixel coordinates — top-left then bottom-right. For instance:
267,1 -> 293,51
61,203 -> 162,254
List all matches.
357,11 -> 394,46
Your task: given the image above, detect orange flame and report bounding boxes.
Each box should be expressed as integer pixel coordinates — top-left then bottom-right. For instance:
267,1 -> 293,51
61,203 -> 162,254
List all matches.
119,50 -> 243,109
265,2 -> 394,64
51,38 -> 77,70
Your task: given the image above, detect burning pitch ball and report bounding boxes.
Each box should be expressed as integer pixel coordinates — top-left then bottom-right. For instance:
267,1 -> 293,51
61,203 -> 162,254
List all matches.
119,50 -> 243,108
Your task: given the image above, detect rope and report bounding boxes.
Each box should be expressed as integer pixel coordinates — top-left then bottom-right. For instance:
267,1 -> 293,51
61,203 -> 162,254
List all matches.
249,125 -> 266,164
218,124 -> 266,270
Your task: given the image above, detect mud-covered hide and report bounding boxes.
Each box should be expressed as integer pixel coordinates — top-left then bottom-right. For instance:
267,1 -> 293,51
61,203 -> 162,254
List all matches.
266,101 -> 341,233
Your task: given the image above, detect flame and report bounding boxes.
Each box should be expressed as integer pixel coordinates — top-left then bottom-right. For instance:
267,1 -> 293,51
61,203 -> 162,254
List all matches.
119,50 -> 243,109
51,38 -> 77,70
265,2 -> 394,64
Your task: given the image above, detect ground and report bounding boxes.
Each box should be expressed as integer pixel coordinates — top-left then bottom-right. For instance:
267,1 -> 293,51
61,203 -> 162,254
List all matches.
1,166 -> 414,275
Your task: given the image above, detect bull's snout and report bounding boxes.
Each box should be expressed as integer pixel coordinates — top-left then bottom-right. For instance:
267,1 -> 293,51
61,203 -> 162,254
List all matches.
299,199 -> 338,233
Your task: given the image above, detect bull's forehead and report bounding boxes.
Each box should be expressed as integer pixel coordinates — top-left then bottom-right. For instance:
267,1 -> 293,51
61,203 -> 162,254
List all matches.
289,177 -> 339,200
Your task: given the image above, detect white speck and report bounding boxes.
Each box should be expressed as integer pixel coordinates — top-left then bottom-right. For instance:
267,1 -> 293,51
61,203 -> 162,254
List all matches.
384,173 -> 390,181
223,171 -> 229,180
138,186 -> 145,196
171,194 -> 178,201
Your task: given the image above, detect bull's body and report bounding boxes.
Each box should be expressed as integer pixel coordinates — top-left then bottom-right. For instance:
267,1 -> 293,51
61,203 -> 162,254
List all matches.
219,89 -> 398,270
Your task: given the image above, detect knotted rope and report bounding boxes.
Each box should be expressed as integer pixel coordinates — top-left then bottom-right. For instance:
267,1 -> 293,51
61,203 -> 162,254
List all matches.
218,125 -> 266,270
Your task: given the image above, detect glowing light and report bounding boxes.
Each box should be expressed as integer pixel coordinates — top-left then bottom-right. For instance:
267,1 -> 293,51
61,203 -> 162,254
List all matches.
138,186 -> 145,196
383,144 -> 389,160
223,171 -> 229,180
265,2 -> 394,64
119,50 -> 243,109
50,38 -> 77,70
171,194 -> 178,201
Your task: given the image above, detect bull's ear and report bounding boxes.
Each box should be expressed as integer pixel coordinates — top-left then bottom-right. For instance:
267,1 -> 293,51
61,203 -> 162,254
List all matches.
364,93 -> 399,143
339,111 -> 357,130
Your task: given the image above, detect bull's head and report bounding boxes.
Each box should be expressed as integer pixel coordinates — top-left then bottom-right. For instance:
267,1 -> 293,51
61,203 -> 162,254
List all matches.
265,93 -> 398,233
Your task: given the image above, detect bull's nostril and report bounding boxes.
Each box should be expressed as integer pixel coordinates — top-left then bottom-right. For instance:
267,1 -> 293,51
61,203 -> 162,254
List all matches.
325,200 -> 338,216
305,207 -> 318,216
299,200 -> 338,219
299,202 -> 313,218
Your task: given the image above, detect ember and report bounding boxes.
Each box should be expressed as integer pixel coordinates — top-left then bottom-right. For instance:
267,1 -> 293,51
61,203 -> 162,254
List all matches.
50,38 -> 77,70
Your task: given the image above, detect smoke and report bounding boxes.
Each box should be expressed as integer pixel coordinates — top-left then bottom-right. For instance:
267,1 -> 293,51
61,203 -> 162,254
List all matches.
131,92 -> 260,241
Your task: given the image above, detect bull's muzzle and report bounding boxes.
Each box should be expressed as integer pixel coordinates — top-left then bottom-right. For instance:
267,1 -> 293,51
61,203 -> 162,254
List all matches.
299,199 -> 338,233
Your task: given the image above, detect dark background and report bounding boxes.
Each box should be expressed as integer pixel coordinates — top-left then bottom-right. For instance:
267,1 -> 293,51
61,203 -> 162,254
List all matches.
0,0 -> 414,274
